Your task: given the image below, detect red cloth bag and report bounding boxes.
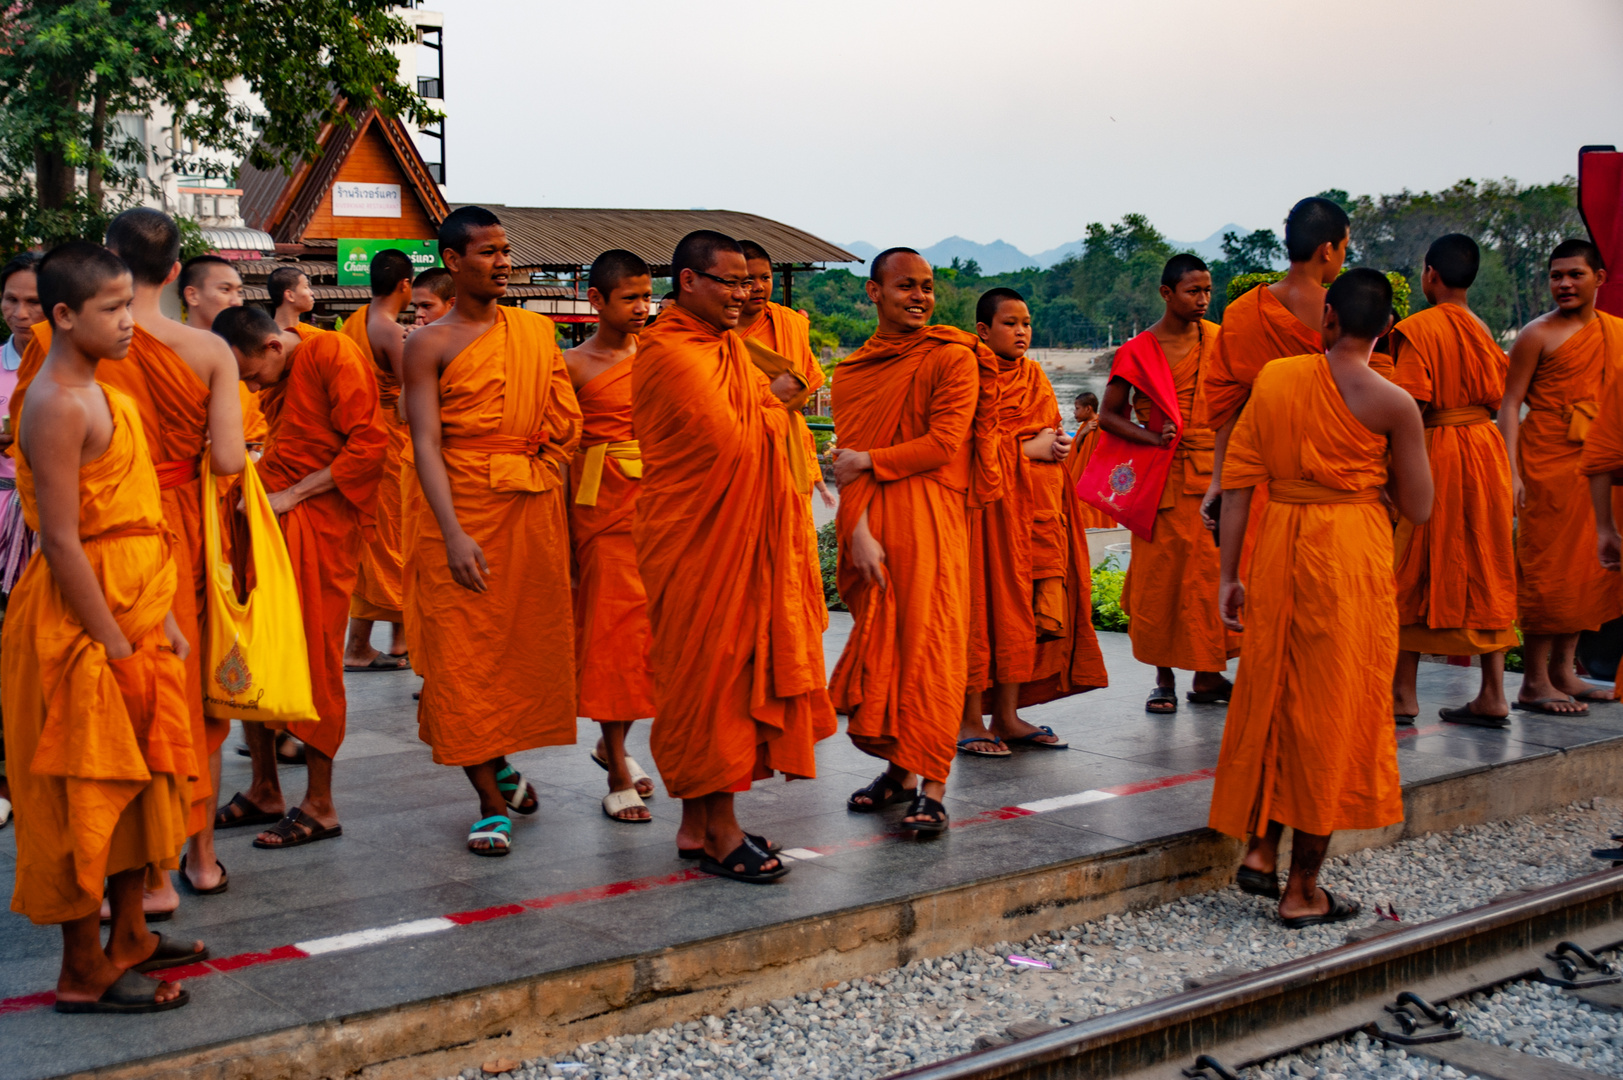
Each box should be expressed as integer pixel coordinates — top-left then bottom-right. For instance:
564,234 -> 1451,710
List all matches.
1074,331 -> 1183,540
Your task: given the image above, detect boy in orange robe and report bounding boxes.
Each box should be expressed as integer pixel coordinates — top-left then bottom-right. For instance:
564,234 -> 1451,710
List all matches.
1210,270 -> 1431,927
1501,239 -> 1623,714
633,230 -> 836,882
1099,255 -> 1236,713
828,249 -> 984,829
211,306 -> 387,849
565,250 -> 657,823
957,287 -> 1107,754
7,242 -> 205,1011
412,267 -> 456,326
339,249 -> 413,672
402,207 -> 581,856
1390,235 -> 1518,726
1065,392 -> 1116,529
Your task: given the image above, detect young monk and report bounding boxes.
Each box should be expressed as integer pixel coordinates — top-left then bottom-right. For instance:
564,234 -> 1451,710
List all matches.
340,248 -> 414,672
178,256 -> 243,328
1064,391 -> 1115,528
564,249 -> 657,823
7,241 -> 207,1012
211,305 -> 386,848
1500,239 -> 1623,714
1390,235 -> 1517,726
268,267 -> 316,332
1211,269 -> 1430,926
633,230 -> 835,881
1098,255 -> 1236,713
402,206 -> 580,856
957,286 -> 1107,754
412,267 -> 456,326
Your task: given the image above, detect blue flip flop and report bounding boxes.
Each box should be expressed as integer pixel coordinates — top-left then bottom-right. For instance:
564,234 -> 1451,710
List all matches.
956,736 -> 1011,758
1005,725 -> 1069,750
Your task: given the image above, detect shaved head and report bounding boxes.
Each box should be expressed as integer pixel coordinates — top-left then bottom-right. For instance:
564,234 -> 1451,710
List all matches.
1550,238 -> 1605,272
670,230 -> 743,296
39,242 -> 130,326
739,240 -> 771,264
589,248 -> 651,296
1325,267 -> 1393,339
1284,197 -> 1350,263
104,207 -> 180,285
1425,233 -> 1480,289
439,205 -> 502,255
870,246 -> 924,285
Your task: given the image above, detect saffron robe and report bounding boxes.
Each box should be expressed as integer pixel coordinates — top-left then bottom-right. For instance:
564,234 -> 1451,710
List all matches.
340,304 -> 407,624
257,330 -> 387,757
632,304 -> 835,798
404,308 -> 581,766
828,330 -> 979,782
5,387 -> 193,924
1516,312 -> 1623,635
568,358 -> 655,722
741,301 -> 825,480
1123,321 -> 1239,671
1063,425 -> 1117,528
1390,304 -> 1518,654
1208,355 -> 1403,839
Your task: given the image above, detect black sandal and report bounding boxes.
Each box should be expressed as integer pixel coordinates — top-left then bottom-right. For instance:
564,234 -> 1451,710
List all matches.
54,969 -> 190,1014
1235,865 -> 1281,899
214,792 -> 281,830
252,807 -> 342,849
699,837 -> 789,884
679,834 -> 778,860
131,932 -> 210,974
1186,676 -> 1233,704
847,773 -> 917,813
1279,888 -> 1361,929
1438,704 -> 1509,729
901,793 -> 949,834
1146,686 -> 1178,714
178,853 -> 228,895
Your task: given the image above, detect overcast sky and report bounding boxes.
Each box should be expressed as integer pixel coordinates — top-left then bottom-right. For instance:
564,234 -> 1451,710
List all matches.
430,0 -> 1623,256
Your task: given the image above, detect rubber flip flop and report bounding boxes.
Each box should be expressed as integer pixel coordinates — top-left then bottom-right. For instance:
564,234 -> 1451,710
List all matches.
847,773 -> 916,814
1394,714 -> 1416,727
1186,677 -> 1234,704
54,969 -> 190,1014
1439,705 -> 1509,729
602,788 -> 651,823
1235,865 -> 1281,900
467,814 -> 512,856
178,853 -> 229,895
1005,725 -> 1069,750
680,834 -> 779,860
956,736 -> 1011,758
900,793 -> 949,835
1573,688 -> 1616,703
1279,888 -> 1361,929
1514,696 -> 1589,716
252,807 -> 343,849
131,932 -> 211,974
215,792 -> 282,830
1146,686 -> 1178,714
699,838 -> 789,884
344,652 -> 410,672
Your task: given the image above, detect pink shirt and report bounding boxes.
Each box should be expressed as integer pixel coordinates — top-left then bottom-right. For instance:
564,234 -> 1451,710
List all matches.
0,338 -> 20,480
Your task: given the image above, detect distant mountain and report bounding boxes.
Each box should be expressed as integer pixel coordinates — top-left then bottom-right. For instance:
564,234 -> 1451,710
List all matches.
840,224 -> 1253,275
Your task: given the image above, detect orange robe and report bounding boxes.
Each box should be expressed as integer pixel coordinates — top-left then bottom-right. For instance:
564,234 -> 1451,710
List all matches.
340,304 -> 407,624
568,358 -> 655,722
828,330 -> 979,782
632,304 -> 836,798
1063,425 -> 1116,528
969,352 -> 1107,707
1123,322 -> 1239,671
257,330 -> 387,757
403,308 -> 580,766
1390,304 -> 1517,655
742,302 -> 825,484
1208,355 -> 1403,839
5,388 -> 193,923
1515,312 -> 1623,635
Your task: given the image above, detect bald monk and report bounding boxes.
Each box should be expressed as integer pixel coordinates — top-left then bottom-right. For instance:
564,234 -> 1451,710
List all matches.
633,230 -> 835,881
402,206 -> 580,855
1064,392 -> 1115,528
1098,255 -> 1236,713
565,249 -> 657,823
1211,269 -> 1431,926
1501,238 -> 1623,714
1200,198 -> 1350,560
340,248 -> 413,672
8,242 -> 205,1012
170,253 -> 269,450
211,306 -> 386,849
829,249 -> 988,829
269,266 -> 315,332
737,240 -> 836,510
1389,235 -> 1517,726
958,285 -> 1108,754
413,267 -> 456,326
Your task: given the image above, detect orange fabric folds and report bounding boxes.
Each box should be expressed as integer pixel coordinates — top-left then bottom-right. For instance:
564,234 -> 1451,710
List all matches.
631,305 -> 835,798
341,305 -> 406,623
1390,304 -> 1516,653
828,330 -> 978,782
743,302 -> 824,493
569,360 -> 655,722
1208,355 -> 1402,839
5,388 -> 193,924
404,308 -> 581,766
256,329 -> 387,757
1515,312 -> 1623,635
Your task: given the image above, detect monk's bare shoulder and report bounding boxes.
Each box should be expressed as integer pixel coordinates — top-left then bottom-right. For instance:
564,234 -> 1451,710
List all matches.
20,375 -> 95,461
1511,309 -> 1584,361
402,320 -> 462,373
145,317 -> 236,381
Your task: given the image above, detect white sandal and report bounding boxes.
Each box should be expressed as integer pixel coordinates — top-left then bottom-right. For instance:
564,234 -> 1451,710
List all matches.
0,796 -> 10,829
602,788 -> 651,824
589,750 -> 656,798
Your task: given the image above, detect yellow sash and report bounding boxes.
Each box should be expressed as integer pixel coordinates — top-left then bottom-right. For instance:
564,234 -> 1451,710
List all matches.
574,440 -> 643,506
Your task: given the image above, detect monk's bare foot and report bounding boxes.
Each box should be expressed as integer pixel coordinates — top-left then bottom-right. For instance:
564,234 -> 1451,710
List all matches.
597,738 -> 654,798
1277,886 -> 1334,921
183,854 -> 225,892
605,786 -> 651,821
57,953 -> 183,1006
990,715 -> 1061,745
99,879 -> 178,922
1549,670 -> 1613,704
1191,672 -> 1228,695
254,799 -> 338,846
1392,692 -> 1420,717
1471,689 -> 1510,717
955,723 -> 1004,755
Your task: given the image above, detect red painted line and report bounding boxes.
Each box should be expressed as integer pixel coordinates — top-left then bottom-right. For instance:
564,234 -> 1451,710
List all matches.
524,868 -> 708,911
154,962 -> 214,980
1396,723 -> 1447,740
446,903 -> 527,925
207,944 -> 308,973
0,990 -> 54,1015
1100,768 -> 1216,797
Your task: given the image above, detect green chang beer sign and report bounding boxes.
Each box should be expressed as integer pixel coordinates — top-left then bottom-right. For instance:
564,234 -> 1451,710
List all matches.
337,239 -> 441,286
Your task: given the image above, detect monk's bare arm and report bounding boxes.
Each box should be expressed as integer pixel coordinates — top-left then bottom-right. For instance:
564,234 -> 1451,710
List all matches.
1096,376 -> 1174,449
1200,413 -> 1240,528
403,326 -> 487,592
202,339 -> 246,475
1499,324 -> 1545,509
849,506 -> 887,589
1591,474 -> 1621,571
1216,487 -> 1251,633
1379,384 -> 1434,524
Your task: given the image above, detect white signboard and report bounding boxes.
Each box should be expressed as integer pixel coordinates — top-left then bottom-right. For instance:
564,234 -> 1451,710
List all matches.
332,182 -> 401,218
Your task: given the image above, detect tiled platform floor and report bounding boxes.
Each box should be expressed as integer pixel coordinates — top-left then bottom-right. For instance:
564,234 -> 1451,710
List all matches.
4,619 -> 1622,1080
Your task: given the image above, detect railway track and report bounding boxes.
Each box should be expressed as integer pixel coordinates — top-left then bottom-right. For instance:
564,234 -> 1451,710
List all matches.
886,868 -> 1623,1080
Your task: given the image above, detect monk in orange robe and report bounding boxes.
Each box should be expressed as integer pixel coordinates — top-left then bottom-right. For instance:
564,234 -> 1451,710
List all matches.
1501,238 -> 1623,713
8,242 -> 204,1011
412,267 -> 456,326
1388,235 -> 1518,726
339,249 -> 414,672
829,249 -> 987,829
633,230 -> 835,882
402,207 -> 580,856
1099,256 -> 1237,713
565,249 -> 657,823
1201,198 -> 1349,572
1064,392 -> 1116,529
958,287 -> 1107,754
1210,269 -> 1430,927
211,306 -> 386,849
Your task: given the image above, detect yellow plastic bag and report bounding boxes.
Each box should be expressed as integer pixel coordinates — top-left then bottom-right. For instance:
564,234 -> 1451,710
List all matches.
200,450 -> 319,723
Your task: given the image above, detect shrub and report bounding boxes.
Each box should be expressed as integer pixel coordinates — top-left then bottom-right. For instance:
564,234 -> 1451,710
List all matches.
818,521 -> 845,611
1226,269 -> 1412,320
1091,554 -> 1128,632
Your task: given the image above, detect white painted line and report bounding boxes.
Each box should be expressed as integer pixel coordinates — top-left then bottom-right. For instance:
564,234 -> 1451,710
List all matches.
780,847 -> 824,861
295,917 -> 456,956
1016,790 -> 1117,814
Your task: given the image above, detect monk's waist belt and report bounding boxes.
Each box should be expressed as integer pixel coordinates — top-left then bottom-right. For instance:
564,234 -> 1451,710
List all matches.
83,525 -> 165,544
1267,480 -> 1382,505
154,455 -> 201,491
1425,406 -> 1494,428
442,432 -> 555,457
574,440 -> 642,506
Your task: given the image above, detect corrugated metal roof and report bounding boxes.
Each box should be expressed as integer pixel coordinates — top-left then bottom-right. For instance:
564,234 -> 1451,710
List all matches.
231,260 -> 340,281
461,205 -> 858,271
201,226 -> 276,254
241,281 -> 572,303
